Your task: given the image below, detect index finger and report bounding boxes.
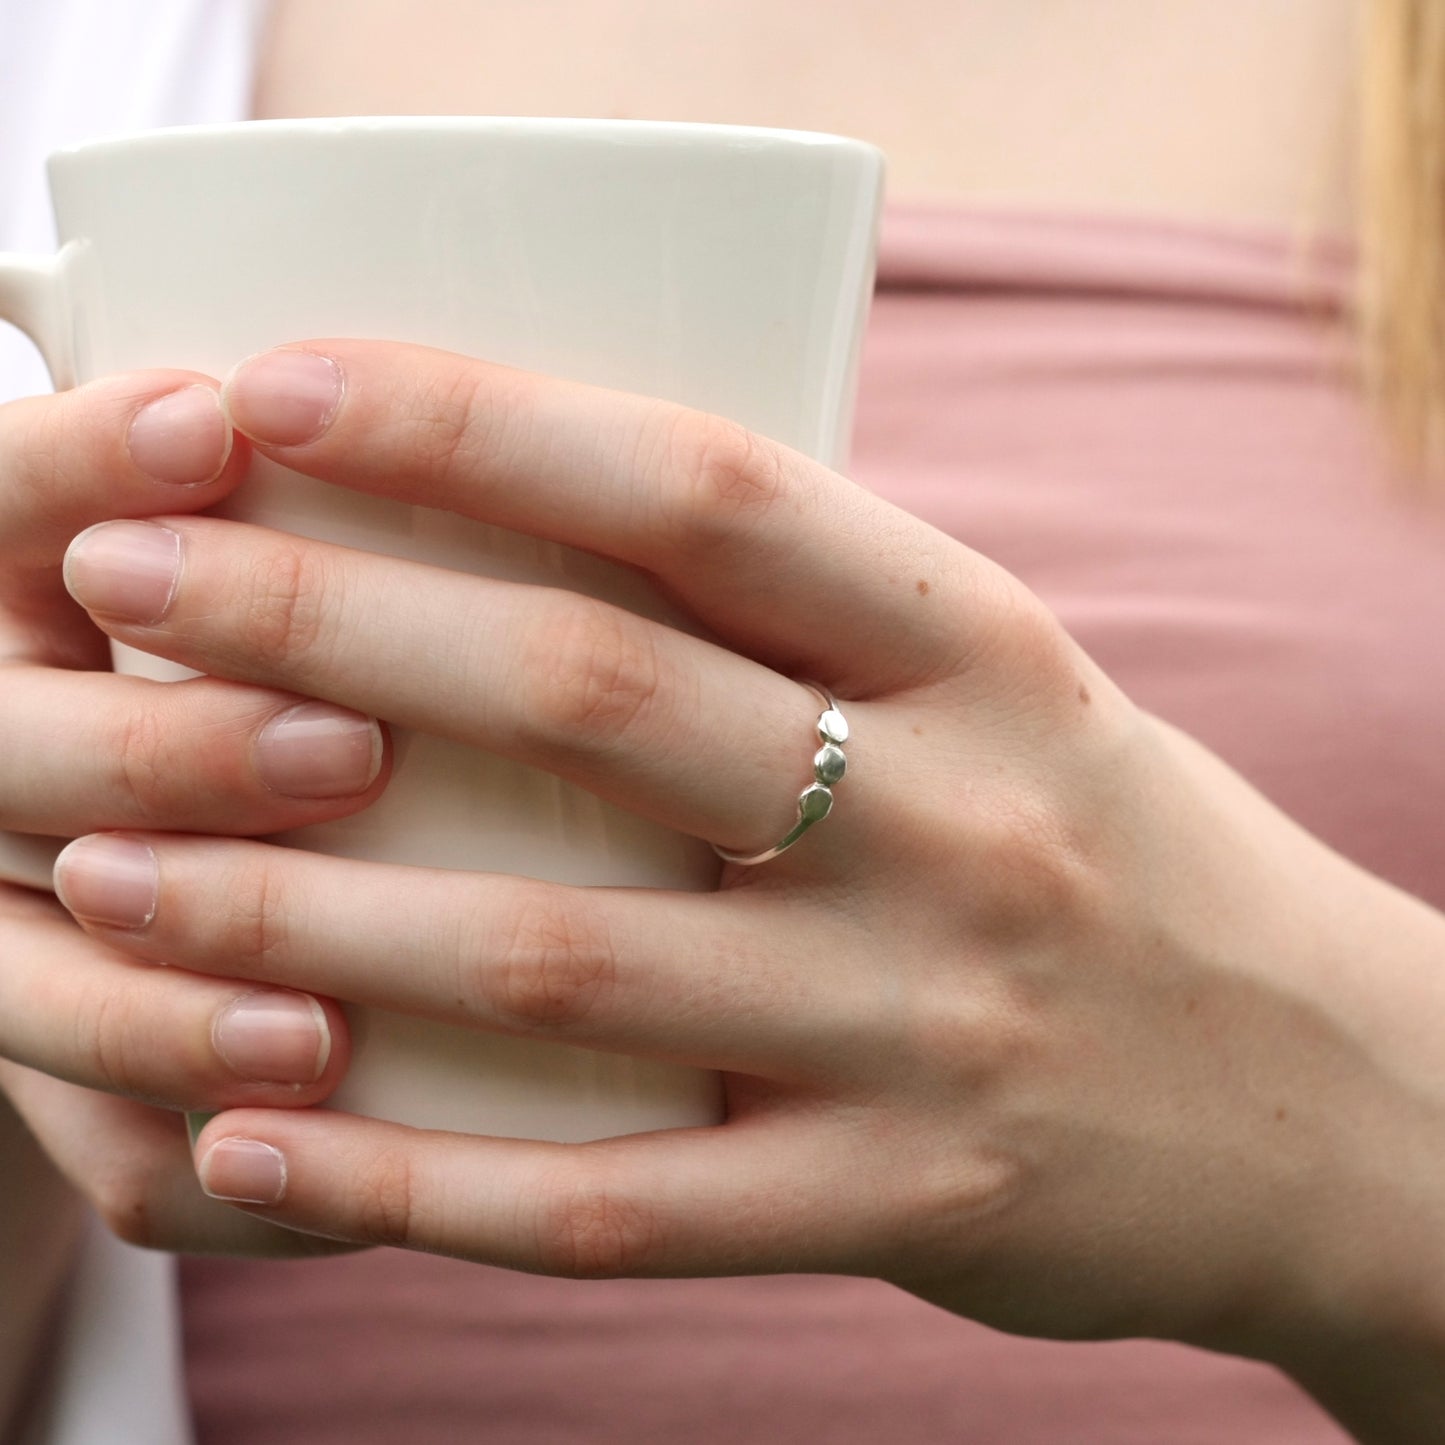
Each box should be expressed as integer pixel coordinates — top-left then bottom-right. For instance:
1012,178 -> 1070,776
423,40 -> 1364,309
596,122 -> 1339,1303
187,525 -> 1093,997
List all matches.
220,342 -> 1000,695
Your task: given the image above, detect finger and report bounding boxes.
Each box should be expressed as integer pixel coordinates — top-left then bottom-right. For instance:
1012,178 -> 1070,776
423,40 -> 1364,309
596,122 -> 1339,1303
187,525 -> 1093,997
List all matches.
60,516 -> 867,854
0,372 -> 249,661
193,1106 -> 873,1277
0,372 -> 244,566
0,1059 -> 355,1257
53,834 -> 871,1081
0,667 -> 388,837
0,884 -> 349,1110
220,341 -> 998,694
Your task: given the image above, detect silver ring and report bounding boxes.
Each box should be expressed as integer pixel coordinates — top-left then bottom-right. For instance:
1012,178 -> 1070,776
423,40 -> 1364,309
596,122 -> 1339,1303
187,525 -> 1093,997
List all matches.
712,681 -> 849,866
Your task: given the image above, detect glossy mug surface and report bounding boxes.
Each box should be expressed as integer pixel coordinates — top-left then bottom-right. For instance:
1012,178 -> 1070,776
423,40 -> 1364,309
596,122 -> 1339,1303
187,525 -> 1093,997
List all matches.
0,117 -> 886,1139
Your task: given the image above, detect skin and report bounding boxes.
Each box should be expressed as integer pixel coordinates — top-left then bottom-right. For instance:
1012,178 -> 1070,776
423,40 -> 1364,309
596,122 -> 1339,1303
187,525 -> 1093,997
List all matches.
0,1093 -> 79,1445
256,0 -> 1360,231
0,372 -> 376,1440
3,339 -> 1443,1445
2,4 -> 1441,1442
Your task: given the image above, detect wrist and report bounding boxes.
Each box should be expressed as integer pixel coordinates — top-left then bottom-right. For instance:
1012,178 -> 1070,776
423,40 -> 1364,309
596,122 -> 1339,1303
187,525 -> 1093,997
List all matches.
1216,1047 -> 1445,1444
1212,866 -> 1445,1438
1141,719 -> 1445,1394
1276,1324 -> 1445,1445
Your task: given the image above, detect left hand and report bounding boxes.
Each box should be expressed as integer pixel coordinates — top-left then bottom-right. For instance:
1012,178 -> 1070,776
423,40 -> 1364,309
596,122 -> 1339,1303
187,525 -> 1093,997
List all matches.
52,341 -> 1445,1364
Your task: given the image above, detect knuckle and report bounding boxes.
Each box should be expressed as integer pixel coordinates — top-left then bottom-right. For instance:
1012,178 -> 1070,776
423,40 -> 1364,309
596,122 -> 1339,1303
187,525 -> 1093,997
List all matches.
2,386 -> 134,562
895,1146 -> 1025,1276
220,858 -> 291,980
402,364 -> 523,503
354,1145 -> 419,1248
106,703 -> 176,818
972,793 -> 1097,941
7,406 -> 67,537
960,570 -> 1078,695
82,987 -> 147,1101
524,598 -> 662,755
905,970 -> 1044,1095
663,410 -> 790,550
485,888 -> 620,1034
1011,602 -> 1080,696
243,542 -> 331,668
534,1168 -> 660,1278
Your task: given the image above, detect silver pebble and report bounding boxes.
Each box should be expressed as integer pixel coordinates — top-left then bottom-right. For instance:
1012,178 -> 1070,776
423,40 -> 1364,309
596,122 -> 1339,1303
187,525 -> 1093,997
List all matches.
818,708 -> 850,744
798,783 -> 834,822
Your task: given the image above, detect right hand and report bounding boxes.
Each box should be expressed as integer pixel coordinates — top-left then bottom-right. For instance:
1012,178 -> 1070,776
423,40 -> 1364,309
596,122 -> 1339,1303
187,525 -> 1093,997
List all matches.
0,369 -> 388,1255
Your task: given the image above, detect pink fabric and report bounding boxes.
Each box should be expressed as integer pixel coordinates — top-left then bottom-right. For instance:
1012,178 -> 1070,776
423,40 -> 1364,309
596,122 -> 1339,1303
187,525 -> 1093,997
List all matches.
180,203 -> 1445,1443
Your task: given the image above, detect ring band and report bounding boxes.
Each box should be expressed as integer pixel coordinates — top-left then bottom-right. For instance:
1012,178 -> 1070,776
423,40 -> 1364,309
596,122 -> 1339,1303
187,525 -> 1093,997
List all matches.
712,681 -> 849,866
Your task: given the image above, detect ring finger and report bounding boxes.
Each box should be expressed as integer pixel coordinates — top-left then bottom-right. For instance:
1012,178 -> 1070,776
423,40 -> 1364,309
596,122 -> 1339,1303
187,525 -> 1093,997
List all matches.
52,835 -> 876,1080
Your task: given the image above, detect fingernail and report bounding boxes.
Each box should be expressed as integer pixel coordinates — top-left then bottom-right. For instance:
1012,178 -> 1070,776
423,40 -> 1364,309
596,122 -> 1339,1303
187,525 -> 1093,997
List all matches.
223,349 -> 343,446
254,702 -> 383,798
197,1137 -> 288,1205
53,834 -> 159,929
63,521 -> 181,624
213,990 -> 331,1085
127,385 -> 232,486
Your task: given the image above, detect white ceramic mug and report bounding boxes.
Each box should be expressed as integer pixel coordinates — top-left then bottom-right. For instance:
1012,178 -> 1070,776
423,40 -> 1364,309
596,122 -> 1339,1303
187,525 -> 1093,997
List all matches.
0,117 -> 885,1140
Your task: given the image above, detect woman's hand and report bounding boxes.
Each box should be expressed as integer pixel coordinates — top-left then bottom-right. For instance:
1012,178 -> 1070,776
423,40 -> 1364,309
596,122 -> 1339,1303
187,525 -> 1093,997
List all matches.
52,342 -> 1445,1373
0,371 -> 384,1257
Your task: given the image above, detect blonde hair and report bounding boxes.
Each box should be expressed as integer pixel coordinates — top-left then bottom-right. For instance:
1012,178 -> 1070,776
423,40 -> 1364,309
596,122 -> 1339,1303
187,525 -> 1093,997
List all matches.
1359,0 -> 1445,486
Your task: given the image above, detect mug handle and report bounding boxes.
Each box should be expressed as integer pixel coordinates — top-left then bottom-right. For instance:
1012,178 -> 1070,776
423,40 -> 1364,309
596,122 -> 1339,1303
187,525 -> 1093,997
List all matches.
0,251 -> 73,386
0,251 -> 79,889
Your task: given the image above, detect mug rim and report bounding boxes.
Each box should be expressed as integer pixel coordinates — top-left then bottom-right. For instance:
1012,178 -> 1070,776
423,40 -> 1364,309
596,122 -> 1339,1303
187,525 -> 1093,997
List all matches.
49,114 -> 887,166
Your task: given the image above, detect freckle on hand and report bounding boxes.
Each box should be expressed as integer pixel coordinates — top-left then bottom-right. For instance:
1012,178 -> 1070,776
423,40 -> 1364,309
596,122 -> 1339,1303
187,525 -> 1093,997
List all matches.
916,578 -> 930,596
1078,683 -> 1091,706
